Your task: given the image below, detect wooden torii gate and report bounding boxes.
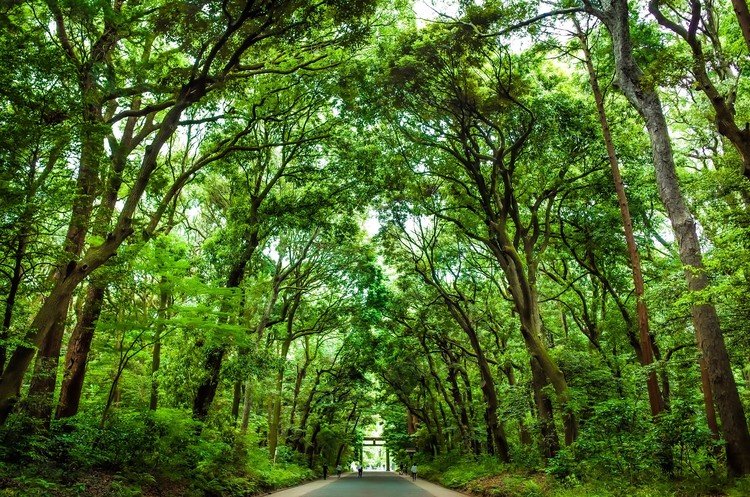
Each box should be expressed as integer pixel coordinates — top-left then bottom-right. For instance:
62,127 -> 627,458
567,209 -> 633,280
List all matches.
360,436 -> 390,471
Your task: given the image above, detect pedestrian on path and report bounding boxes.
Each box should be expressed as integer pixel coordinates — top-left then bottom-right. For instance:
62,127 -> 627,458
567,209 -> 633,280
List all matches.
357,463 -> 363,478
323,462 -> 328,480
410,463 -> 417,481
336,464 -> 342,478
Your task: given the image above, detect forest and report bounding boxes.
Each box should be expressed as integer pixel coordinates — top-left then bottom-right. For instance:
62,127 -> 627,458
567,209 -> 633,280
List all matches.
1,0 -> 750,496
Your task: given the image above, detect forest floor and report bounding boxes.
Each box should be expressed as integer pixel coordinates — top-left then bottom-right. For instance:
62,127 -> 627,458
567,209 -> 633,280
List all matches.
0,467 -> 194,497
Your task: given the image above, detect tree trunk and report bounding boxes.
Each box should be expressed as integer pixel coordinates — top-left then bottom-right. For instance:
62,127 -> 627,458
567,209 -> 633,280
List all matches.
428,388 -> 445,454
101,331 -> 127,426
484,220 -> 577,444
149,281 -> 167,411
460,320 -> 509,461
232,380 -> 242,423
414,257 -> 510,461
700,357 -> 720,440
503,363 -> 532,446
483,405 -> 495,455
192,346 -> 227,421
594,0 -> 750,475
424,338 -> 469,452
240,379 -> 253,434
192,224 -> 259,421
293,369 -> 322,452
454,358 -> 481,454
1,223 -> 28,374
731,0 -> 750,53
648,0 -> 750,181
576,19 -> 664,416
446,363 -> 472,452
0,94 -> 196,424
288,359 -> 309,438
268,338 -> 292,460
56,283 -> 105,418
0,147 -> 54,373
531,357 -> 560,458
25,92 -> 105,424
521,324 -> 576,445
56,89 -> 150,420
25,298 -> 72,425
307,423 -> 321,468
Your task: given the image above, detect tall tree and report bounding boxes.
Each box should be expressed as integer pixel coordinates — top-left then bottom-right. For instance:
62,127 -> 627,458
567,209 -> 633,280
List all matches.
580,0 -> 750,476
573,18 -> 664,417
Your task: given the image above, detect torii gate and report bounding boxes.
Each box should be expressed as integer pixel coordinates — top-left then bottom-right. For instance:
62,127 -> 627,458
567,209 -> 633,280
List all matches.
360,436 -> 390,471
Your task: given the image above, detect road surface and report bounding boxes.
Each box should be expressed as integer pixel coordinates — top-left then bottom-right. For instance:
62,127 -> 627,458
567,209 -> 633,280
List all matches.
267,471 -> 466,497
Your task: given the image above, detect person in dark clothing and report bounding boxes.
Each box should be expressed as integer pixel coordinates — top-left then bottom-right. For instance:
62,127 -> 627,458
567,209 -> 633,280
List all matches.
323,463 -> 328,480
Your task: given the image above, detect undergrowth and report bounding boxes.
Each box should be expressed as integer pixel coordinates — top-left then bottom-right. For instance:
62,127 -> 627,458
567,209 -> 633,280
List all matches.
0,409 -> 314,497
416,451 -> 750,497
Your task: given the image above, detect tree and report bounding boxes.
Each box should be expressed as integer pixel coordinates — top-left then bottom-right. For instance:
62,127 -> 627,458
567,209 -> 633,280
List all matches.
580,0 -> 750,476
0,0 -> 379,424
381,27 -> 602,443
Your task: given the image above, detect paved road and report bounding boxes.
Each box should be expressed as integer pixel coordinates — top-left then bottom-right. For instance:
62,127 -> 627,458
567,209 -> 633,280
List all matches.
267,472 -> 466,497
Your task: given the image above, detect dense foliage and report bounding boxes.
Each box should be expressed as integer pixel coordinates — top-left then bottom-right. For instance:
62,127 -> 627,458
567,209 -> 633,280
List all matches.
2,0 -> 750,496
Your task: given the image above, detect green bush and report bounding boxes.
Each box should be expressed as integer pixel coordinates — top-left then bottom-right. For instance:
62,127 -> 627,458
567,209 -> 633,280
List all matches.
0,408 -> 315,496
439,456 -> 507,489
727,476 -> 750,497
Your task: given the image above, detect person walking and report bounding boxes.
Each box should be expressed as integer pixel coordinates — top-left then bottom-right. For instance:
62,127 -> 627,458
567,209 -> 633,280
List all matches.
410,463 -> 418,481
357,463 -> 363,478
336,464 -> 342,478
323,462 -> 328,480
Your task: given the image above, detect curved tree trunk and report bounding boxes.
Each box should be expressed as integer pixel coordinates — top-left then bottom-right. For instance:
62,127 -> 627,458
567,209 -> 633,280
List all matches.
268,338 -> 292,460
56,283 -> 105,419
732,0 -> 750,53
0,93 -> 197,424
25,81 -> 106,424
423,337 -> 470,451
449,308 -> 509,461
149,280 -> 168,411
0,145 -> 61,373
1,214 -> 30,374
192,238 -> 257,421
487,235 -> 577,444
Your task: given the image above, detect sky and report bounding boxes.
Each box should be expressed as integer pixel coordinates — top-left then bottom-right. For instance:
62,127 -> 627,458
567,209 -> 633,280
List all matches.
412,0 -> 459,26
